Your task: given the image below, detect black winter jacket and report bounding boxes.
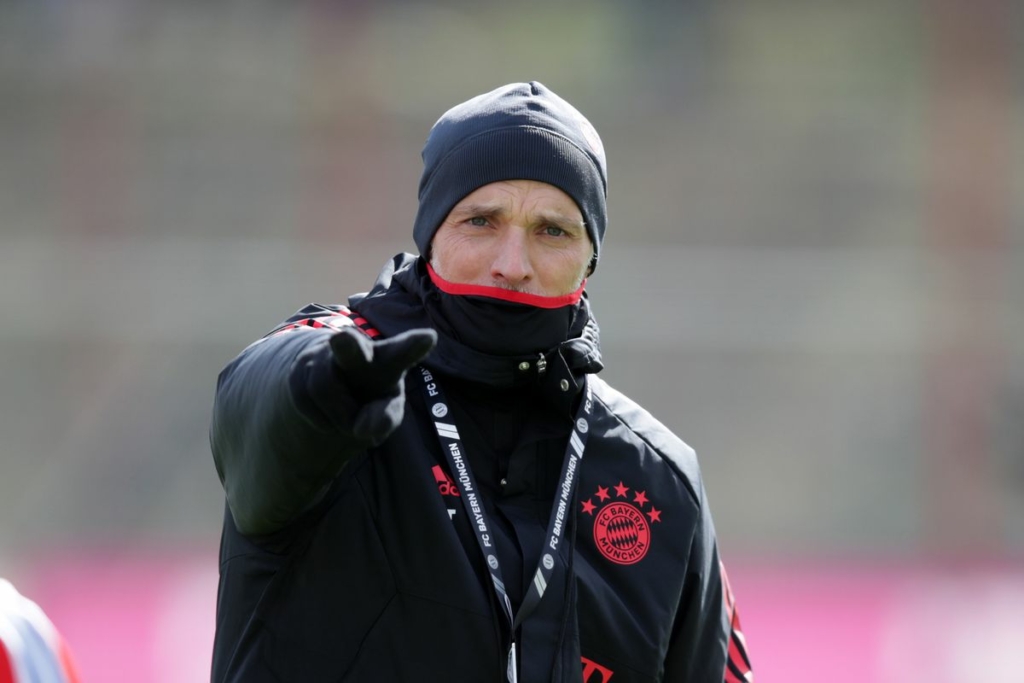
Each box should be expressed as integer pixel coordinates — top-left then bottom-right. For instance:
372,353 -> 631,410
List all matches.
210,254 -> 750,682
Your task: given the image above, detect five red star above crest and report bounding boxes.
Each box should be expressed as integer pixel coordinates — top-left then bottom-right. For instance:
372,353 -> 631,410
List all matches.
588,481 -> 664,526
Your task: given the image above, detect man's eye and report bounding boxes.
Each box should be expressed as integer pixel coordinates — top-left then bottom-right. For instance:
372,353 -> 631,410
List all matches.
544,226 -> 566,237
468,216 -> 488,227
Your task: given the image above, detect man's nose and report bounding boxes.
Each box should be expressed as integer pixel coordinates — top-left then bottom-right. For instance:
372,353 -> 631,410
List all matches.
490,229 -> 533,286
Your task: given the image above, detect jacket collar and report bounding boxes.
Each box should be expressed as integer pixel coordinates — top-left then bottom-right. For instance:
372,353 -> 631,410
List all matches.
349,254 -> 603,392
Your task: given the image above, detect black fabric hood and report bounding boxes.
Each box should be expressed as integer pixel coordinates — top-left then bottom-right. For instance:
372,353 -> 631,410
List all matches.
349,253 -> 603,390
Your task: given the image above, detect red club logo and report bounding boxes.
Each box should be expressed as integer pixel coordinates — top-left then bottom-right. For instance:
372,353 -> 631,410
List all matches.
583,481 -> 661,565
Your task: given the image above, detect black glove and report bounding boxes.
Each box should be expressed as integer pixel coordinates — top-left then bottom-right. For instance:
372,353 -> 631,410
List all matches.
325,326 -> 437,444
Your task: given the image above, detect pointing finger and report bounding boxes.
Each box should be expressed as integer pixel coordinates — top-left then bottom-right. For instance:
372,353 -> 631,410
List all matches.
369,329 -> 438,385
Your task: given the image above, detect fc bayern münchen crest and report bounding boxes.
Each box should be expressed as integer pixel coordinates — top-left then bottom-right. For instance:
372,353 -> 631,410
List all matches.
580,481 -> 662,565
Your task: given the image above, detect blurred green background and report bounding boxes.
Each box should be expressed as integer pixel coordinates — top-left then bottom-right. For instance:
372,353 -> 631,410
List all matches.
0,0 -> 1021,679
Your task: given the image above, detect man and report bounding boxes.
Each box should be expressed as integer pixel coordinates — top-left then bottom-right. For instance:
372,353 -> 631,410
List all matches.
211,82 -> 752,682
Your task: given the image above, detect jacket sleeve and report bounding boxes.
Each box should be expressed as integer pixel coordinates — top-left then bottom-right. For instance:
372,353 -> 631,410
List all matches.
720,561 -> 753,682
662,482 -> 753,682
210,308 -> 384,537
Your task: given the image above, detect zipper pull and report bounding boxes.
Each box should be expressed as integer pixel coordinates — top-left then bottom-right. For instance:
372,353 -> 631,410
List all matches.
507,641 -> 518,683
536,352 -> 547,375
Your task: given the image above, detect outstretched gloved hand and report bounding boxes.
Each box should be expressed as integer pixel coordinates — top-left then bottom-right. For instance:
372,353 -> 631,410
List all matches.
326,326 -> 437,443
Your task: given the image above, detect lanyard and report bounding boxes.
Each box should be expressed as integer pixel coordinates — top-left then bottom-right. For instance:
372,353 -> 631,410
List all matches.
417,366 -> 593,683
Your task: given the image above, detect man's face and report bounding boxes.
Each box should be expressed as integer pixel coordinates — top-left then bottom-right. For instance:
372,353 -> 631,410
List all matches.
429,180 -> 593,298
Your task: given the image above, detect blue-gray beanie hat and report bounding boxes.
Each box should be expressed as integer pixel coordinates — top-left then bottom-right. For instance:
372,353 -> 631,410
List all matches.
413,81 -> 608,272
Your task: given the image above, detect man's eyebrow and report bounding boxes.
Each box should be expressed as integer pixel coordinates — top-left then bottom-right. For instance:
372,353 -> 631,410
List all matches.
450,203 -> 507,218
534,210 -> 586,230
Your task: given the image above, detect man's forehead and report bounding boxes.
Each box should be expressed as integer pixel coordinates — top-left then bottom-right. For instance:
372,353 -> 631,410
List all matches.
452,180 -> 584,217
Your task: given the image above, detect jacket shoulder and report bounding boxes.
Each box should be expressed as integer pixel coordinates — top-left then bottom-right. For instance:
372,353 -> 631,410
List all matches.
269,303 -> 357,334
589,376 -> 703,505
